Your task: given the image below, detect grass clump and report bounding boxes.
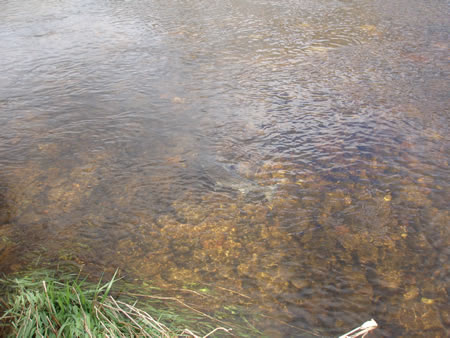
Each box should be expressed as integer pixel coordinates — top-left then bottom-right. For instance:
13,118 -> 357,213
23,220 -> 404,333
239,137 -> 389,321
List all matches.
0,270 -> 231,337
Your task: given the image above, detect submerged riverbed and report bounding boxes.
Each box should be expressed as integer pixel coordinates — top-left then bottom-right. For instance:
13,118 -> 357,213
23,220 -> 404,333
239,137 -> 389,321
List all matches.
0,0 -> 449,336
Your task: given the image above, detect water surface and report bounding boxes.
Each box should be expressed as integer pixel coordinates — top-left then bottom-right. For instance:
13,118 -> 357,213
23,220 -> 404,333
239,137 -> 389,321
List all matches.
0,0 -> 449,336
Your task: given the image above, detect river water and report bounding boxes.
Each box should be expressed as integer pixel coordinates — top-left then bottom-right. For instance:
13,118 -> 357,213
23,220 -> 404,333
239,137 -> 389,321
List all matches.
0,0 -> 448,336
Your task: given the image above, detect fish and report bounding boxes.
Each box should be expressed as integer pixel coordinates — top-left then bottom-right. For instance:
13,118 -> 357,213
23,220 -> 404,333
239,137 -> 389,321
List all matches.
198,157 -> 277,201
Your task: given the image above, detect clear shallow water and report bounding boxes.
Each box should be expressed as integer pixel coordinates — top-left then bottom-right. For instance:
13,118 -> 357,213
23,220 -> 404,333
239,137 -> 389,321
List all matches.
0,0 -> 449,336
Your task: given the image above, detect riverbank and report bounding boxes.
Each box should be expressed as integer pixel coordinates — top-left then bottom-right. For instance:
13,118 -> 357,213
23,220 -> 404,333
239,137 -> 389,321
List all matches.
0,269 -> 242,337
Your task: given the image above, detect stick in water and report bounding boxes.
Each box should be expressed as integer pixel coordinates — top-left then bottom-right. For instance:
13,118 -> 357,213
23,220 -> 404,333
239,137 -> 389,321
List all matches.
339,319 -> 378,338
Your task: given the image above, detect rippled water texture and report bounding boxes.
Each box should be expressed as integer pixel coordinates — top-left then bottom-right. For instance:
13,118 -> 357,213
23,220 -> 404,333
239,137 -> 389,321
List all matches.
1,0 -> 449,336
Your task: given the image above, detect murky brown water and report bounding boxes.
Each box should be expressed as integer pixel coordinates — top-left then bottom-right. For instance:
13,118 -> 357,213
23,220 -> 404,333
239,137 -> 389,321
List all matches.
1,0 -> 449,336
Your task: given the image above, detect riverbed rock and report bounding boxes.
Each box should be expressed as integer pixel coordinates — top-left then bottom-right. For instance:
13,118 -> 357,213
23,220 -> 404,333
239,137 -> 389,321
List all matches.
395,302 -> 443,332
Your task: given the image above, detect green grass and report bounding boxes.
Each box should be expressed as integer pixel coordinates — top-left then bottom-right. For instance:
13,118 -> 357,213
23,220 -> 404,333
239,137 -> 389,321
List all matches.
0,270 -> 233,337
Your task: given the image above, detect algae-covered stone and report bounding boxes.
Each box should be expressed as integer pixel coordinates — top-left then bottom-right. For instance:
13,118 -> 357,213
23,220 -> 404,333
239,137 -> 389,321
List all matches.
399,184 -> 433,208
421,297 -> 435,305
376,267 -> 404,290
396,302 -> 444,332
290,278 -> 310,290
403,286 -> 419,300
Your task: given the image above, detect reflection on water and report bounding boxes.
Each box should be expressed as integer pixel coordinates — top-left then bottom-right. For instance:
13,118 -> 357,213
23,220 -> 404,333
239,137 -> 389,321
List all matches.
0,0 -> 448,335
